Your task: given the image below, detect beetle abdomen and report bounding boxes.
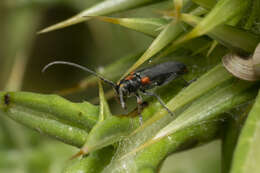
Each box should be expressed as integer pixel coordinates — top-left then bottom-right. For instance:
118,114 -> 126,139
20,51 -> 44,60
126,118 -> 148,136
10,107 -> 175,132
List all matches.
138,61 -> 187,87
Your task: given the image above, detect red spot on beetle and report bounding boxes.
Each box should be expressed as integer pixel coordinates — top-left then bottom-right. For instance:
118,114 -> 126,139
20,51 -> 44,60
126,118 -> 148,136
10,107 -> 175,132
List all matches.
183,67 -> 188,73
125,74 -> 134,80
141,76 -> 151,85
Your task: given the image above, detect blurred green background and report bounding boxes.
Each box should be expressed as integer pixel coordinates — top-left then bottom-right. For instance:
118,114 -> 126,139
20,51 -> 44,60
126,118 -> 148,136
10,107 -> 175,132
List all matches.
0,0 -> 221,172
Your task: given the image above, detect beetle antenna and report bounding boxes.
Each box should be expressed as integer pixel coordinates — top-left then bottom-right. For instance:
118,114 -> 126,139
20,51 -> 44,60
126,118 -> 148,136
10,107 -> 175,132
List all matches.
42,61 -> 117,88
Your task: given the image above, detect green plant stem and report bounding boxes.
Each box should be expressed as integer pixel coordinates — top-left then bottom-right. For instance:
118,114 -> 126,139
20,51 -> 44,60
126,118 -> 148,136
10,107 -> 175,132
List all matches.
38,0 -> 168,33
63,147 -> 114,173
221,109 -> 250,173
230,89 -> 260,173
0,92 -> 99,147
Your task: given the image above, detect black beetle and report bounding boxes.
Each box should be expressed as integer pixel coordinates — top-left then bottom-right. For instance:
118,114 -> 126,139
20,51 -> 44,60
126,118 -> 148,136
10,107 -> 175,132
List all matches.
43,61 -> 188,119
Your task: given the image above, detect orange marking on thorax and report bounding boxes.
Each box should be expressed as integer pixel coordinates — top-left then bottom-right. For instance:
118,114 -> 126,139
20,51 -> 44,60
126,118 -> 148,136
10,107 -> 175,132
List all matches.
141,76 -> 151,85
183,67 -> 188,73
125,72 -> 135,80
125,75 -> 134,80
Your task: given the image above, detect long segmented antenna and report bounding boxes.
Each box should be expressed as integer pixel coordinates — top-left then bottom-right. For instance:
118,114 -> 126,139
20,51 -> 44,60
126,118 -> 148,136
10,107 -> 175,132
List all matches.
42,61 -> 117,88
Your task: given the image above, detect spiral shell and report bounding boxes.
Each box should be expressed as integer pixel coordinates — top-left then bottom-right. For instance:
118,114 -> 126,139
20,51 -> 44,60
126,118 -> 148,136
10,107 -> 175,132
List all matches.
222,43 -> 260,81
253,43 -> 260,77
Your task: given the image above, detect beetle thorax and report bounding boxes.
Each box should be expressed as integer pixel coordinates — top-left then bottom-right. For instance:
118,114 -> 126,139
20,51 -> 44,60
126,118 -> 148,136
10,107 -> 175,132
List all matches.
118,76 -> 141,96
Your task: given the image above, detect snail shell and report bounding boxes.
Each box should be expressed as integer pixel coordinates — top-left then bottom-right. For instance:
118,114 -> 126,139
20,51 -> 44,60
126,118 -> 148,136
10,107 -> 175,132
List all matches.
222,43 -> 260,81
253,43 -> 260,77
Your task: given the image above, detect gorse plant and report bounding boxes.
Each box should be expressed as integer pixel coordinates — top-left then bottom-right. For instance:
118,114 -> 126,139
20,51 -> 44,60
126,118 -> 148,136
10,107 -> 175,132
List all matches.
1,0 -> 260,172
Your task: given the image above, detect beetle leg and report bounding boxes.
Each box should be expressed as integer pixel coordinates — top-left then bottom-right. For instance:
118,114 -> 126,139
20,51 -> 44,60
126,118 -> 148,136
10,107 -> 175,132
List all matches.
113,88 -> 121,105
181,77 -> 196,87
119,88 -> 127,109
135,94 -> 143,125
141,91 -> 174,116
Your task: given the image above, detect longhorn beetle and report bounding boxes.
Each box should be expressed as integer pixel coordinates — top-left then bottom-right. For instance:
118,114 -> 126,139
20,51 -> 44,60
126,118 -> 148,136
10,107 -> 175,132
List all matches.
42,61 -> 188,121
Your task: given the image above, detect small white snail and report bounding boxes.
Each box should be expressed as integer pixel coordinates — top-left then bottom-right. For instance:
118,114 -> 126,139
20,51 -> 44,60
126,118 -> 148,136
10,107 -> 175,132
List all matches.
222,43 -> 260,81
252,43 -> 260,78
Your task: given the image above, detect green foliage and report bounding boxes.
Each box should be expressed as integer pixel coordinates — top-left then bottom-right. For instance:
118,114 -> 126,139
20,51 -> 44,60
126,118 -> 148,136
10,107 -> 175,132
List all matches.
1,0 -> 260,172
230,91 -> 260,173
0,92 -> 98,147
175,0 -> 250,44
63,147 -> 114,173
